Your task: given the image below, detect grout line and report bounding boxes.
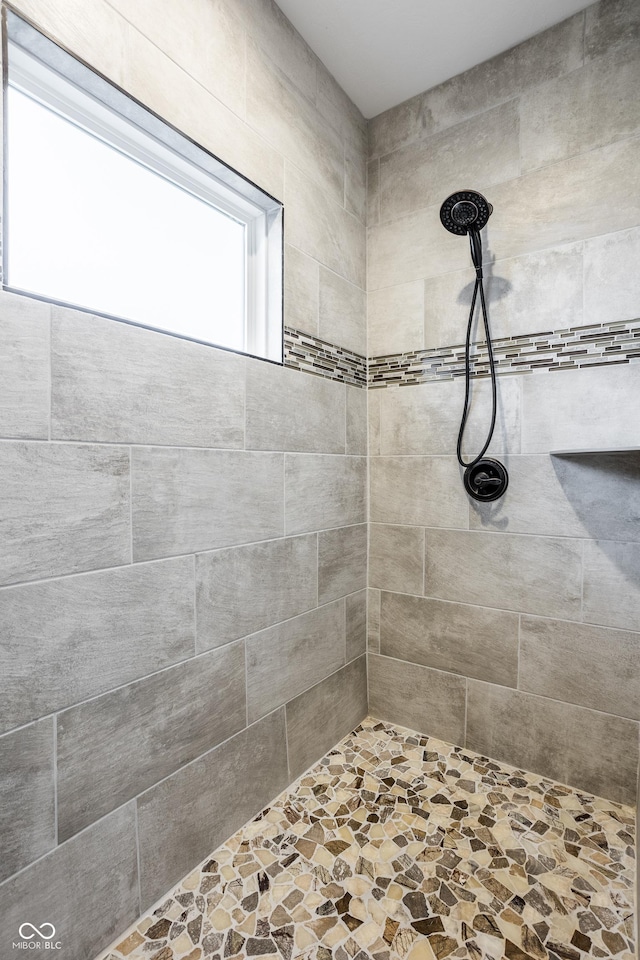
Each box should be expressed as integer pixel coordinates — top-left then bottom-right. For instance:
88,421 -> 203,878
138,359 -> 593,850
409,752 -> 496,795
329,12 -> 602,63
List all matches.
242,357 -> 247,452
47,310 -> 52,442
343,595 -> 348,662
134,801 -> 142,916
283,702 -> 291,784
52,714 -> 58,847
192,553 -> 198,657
244,637 -> 249,731
463,677 -> 468,748
580,538 -> 586,622
422,526 -> 427,596
283,453 -> 288,536
128,445 -> 134,564
372,651 -> 640,724
0,636 -> 245,742
0,524 -> 369,593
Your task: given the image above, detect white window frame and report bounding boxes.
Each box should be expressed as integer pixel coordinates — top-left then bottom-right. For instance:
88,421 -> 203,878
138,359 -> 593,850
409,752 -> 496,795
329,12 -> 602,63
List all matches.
3,9 -> 284,363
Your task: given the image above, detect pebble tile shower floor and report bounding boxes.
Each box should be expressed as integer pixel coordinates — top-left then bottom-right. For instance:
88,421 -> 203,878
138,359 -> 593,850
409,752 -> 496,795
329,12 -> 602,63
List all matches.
98,717 -> 636,960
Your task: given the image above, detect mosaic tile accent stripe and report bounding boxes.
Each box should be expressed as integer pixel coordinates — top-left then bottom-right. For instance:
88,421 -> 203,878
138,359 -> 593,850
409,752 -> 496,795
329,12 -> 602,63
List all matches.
368,318 -> 640,389
284,328 -> 367,388
97,716 -> 635,960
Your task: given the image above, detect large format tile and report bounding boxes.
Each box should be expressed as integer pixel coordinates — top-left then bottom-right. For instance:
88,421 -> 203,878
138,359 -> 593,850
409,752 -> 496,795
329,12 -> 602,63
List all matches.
368,13 -> 583,158
367,587 -> 381,653
286,656 -> 367,778
368,654 -> 466,745
346,385 -> 367,456
346,589 -> 367,661
583,226 -> 640,325
370,457 -> 468,529
0,719 -> 55,883
285,454 -> 366,535
196,534 -> 317,650
368,280 -> 424,357
0,292 -> 50,440
234,0 -> 317,101
0,557 -> 194,734
344,132 -> 367,224
246,40 -> 343,203
318,523 -> 367,603
0,803 -> 139,960
522,365 -> 640,453
520,616 -> 640,720
466,682 -> 639,804
425,242 -> 584,346
369,524 -> 424,595
286,165 -> 365,289
132,447 -> 284,560
246,359 -> 345,453
120,21 -> 284,200
378,378 -> 522,457
487,137 -> 640,262
379,101 -> 520,223
425,529 -> 583,619
585,0 -> 640,62
108,0 -> 246,117
136,709 -> 289,909
367,205 -> 469,289
246,602 -> 345,723
520,52 -> 640,173
583,539 -> 640,631
284,243 -> 319,334
470,455 -> 597,539
380,592 -> 518,687
368,390 -> 381,456
367,157 -> 380,225
0,442 -> 130,586
315,57 -> 366,148
57,643 -> 246,841
318,267 -> 366,356
51,308 -> 245,447
423,269 -> 471,350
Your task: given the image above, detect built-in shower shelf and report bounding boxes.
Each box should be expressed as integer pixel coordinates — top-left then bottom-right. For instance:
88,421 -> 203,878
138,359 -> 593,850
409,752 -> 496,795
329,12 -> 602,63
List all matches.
550,447 -> 640,456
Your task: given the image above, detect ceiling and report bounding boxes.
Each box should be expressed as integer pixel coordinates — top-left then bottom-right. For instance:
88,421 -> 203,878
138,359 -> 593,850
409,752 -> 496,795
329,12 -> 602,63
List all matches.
274,0 -> 594,118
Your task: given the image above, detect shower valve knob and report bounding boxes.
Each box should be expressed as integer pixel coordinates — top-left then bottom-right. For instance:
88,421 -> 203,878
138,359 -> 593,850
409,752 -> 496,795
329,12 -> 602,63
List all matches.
463,459 -> 509,502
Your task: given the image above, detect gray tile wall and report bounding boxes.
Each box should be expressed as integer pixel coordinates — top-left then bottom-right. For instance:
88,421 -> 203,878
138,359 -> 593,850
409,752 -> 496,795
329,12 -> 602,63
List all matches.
0,0 -> 368,950
4,0 -> 640,955
367,0 -> 640,358
367,0 -> 640,806
0,288 -> 369,953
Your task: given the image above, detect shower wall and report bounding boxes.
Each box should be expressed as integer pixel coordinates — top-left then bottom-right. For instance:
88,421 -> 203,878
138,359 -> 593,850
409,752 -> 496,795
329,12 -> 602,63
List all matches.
367,0 -> 640,806
0,1 -> 367,957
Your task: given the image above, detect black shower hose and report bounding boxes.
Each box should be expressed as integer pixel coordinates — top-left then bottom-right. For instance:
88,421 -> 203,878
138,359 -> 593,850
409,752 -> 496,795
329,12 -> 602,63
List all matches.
456,229 -> 498,469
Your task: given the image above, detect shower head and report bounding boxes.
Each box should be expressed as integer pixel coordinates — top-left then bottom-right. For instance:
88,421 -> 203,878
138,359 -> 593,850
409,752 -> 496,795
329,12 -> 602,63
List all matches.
440,190 -> 493,235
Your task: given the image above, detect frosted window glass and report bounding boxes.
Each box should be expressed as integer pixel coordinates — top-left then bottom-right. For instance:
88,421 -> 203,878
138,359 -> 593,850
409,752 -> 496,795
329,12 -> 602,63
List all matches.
7,87 -> 246,351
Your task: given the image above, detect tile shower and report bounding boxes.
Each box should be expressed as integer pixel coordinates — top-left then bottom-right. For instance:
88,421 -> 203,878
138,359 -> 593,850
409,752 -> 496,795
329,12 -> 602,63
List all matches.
0,2 -> 638,960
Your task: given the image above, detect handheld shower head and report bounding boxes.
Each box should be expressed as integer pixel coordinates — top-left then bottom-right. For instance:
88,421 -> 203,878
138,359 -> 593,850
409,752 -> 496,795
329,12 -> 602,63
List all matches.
440,190 -> 493,235
439,188 -> 508,502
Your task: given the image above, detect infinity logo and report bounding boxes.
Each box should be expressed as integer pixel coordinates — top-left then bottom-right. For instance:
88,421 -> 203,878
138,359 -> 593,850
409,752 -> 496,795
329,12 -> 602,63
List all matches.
18,924 -> 56,940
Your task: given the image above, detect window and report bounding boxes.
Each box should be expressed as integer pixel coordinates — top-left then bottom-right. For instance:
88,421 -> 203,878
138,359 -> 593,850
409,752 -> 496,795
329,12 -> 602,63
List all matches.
4,11 -> 283,362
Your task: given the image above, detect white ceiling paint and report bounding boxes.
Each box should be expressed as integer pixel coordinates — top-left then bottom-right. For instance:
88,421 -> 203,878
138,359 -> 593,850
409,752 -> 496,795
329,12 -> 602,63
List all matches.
274,0 -> 594,118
